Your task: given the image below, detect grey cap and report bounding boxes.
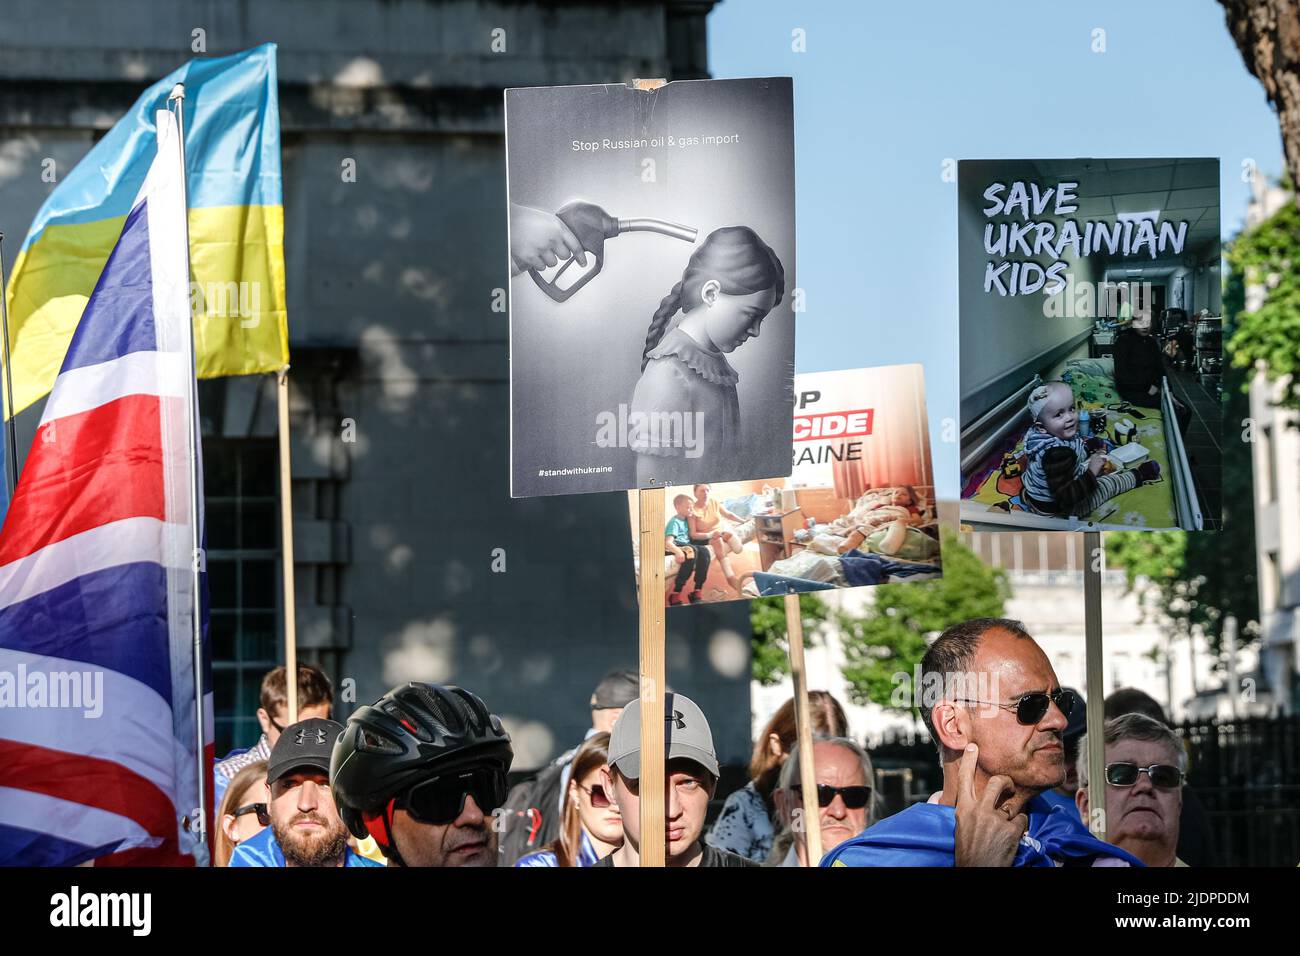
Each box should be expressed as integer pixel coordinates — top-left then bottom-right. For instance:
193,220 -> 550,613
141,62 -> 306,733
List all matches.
607,693 -> 719,780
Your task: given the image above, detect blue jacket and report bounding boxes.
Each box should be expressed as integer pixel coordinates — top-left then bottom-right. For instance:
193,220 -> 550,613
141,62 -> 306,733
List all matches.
228,825 -> 383,867
821,794 -> 1144,867
1037,788 -> 1082,820
514,829 -> 600,867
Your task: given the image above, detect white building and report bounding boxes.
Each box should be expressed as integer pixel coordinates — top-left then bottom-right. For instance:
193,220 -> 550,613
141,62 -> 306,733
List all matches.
752,526 -> 1261,746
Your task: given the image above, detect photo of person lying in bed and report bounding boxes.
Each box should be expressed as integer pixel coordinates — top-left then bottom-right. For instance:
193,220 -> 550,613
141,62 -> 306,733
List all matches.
630,363 -> 943,606
633,480 -> 944,605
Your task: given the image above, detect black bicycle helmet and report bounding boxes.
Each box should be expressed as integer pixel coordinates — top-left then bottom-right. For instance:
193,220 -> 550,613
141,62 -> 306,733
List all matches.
330,682 -> 513,852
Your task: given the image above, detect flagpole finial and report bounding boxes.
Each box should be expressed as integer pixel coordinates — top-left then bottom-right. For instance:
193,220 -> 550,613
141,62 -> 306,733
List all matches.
168,83 -> 186,103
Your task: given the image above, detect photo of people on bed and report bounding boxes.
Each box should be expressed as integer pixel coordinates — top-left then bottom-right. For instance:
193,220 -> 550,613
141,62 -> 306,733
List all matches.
629,364 -> 943,605
958,158 -> 1221,531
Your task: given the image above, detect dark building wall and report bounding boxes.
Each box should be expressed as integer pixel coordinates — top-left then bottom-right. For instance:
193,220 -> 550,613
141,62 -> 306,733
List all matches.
0,0 -> 754,769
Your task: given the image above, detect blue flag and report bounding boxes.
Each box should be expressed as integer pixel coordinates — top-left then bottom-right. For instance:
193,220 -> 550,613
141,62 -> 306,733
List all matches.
821,794 -> 1145,867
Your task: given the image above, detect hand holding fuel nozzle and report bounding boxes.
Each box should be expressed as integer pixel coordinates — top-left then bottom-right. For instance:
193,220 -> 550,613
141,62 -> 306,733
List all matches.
510,199 -> 697,303
509,203 -> 589,277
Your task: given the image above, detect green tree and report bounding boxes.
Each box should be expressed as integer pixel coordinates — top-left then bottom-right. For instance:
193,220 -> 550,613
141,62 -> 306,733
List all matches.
1225,197 -> 1300,412
838,527 -> 1009,714
749,591 -> 831,685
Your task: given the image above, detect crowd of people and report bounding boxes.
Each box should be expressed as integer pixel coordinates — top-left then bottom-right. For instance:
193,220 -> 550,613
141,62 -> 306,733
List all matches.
212,616 -> 1211,868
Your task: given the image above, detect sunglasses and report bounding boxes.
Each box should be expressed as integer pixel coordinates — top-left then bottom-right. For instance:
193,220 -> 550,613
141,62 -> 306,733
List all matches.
793,784 -> 871,810
1105,762 -> 1184,789
234,802 -> 270,827
956,688 -> 1076,725
400,767 -> 508,826
577,784 -> 611,808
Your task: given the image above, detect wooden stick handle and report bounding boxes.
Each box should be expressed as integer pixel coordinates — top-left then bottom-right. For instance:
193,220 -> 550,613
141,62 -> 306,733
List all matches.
277,368 -> 299,723
784,592 -> 823,865
1083,531 -> 1105,838
637,488 -> 666,866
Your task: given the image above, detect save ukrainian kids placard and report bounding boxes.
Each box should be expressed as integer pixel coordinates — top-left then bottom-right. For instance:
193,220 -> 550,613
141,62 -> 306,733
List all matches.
505,78 -> 796,497
957,158 -> 1221,532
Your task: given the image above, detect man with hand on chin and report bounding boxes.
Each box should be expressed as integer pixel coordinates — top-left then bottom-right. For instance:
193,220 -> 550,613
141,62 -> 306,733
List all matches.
823,617 -> 1142,867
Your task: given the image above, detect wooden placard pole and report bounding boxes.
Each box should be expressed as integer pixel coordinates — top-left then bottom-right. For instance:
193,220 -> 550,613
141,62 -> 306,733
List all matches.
636,487 -> 666,866
783,592 -> 823,865
277,367 -> 299,723
631,75 -> 669,869
1083,531 -> 1106,839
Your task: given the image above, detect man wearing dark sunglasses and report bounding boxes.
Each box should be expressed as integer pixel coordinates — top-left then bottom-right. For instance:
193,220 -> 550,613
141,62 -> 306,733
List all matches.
331,682 -> 514,867
1076,713 -> 1187,867
228,718 -> 381,867
772,737 -> 874,866
823,617 -> 1141,867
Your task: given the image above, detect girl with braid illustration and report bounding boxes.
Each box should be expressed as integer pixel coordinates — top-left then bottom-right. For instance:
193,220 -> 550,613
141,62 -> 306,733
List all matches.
630,226 -> 786,488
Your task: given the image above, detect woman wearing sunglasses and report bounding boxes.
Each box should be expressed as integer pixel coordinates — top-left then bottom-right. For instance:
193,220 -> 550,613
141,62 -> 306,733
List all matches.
215,761 -> 269,866
1075,714 -> 1189,867
516,733 -> 622,867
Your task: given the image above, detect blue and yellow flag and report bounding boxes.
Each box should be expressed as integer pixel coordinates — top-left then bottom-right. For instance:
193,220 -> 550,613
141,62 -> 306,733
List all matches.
3,43 -> 288,418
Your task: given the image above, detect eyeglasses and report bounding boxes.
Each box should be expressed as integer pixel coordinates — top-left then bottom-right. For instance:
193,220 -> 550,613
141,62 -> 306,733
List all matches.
1105,762 -> 1184,789
577,784 -> 611,808
792,784 -> 872,809
233,802 -> 270,827
955,689 -> 1076,725
400,767 -> 508,826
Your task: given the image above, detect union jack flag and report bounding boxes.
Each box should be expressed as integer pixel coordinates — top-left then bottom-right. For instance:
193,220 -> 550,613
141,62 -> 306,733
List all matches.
0,108 -> 211,866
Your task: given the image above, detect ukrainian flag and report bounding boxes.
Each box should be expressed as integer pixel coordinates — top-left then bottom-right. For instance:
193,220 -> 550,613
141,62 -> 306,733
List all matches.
3,43 -> 288,419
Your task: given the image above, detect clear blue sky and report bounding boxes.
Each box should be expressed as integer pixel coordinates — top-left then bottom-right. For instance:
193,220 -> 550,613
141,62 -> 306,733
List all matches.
709,0 -> 1283,497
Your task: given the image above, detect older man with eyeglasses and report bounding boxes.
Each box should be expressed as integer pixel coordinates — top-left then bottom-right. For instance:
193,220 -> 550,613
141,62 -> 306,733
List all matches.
1075,713 -> 1188,867
823,617 -> 1142,867
771,737 -> 874,866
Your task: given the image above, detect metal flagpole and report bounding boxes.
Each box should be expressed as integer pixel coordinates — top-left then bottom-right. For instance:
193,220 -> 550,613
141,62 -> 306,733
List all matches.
168,84 -> 210,856
0,232 -> 19,498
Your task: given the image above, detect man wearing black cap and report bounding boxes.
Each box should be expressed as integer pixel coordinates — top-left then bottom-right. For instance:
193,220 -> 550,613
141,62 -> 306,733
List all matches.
229,718 -> 381,867
595,693 -> 756,867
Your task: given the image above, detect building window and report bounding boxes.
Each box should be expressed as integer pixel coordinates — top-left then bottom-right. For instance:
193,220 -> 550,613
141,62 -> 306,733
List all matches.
205,438 -> 280,755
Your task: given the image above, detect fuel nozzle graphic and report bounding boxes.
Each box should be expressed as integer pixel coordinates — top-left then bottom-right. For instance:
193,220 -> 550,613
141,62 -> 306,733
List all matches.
530,200 -> 698,303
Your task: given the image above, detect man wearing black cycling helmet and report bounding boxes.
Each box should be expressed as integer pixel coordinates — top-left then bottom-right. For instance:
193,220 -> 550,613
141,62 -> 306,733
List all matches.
330,682 -> 513,867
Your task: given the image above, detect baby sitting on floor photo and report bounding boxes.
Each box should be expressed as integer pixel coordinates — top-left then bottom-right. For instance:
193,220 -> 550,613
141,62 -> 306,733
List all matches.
1020,381 -> 1159,519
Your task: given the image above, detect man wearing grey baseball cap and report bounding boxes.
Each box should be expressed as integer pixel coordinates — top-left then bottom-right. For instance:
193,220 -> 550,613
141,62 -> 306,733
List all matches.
594,693 -> 757,867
